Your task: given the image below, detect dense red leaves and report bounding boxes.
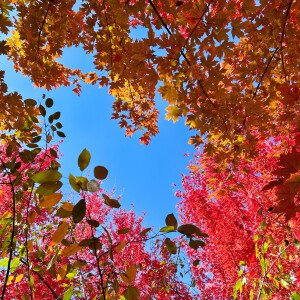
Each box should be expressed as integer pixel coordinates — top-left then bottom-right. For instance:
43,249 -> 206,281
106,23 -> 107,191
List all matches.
177,140 -> 300,299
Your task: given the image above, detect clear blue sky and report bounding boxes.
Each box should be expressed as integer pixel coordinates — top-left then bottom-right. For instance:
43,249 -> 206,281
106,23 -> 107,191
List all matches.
1,45 -> 195,230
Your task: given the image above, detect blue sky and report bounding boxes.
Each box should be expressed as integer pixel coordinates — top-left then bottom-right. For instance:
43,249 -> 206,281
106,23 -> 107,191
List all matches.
1,45 -> 195,230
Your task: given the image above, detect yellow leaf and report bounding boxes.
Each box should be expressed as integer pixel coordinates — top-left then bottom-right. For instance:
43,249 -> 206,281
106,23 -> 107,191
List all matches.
62,202 -> 74,211
7,275 -> 14,285
61,243 -> 81,257
15,274 -> 23,283
40,193 -> 62,208
165,105 -> 181,123
52,222 -> 69,245
57,264 -> 67,281
121,265 -> 136,284
158,84 -> 178,105
115,241 -> 126,253
46,135 -> 52,143
1,211 -> 12,219
27,240 -> 33,252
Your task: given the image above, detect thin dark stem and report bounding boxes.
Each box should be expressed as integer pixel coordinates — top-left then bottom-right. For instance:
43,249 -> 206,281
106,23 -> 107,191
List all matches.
181,0 -> 213,52
20,258 -> 59,299
148,0 -> 216,109
279,0 -> 293,81
87,209 -> 106,300
256,243 -> 291,300
0,159 -> 16,300
252,47 -> 279,101
37,1 -> 52,62
103,0 -> 113,68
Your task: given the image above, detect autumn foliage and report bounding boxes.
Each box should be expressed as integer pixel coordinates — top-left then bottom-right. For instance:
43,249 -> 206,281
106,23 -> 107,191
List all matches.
0,0 -> 300,299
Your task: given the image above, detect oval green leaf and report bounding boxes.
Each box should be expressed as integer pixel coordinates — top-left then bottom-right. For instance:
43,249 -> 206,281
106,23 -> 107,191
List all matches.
78,149 -> 91,171
72,199 -> 86,223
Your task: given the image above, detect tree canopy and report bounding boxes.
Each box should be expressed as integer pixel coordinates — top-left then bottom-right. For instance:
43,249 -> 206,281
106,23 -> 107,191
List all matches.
0,0 -> 300,299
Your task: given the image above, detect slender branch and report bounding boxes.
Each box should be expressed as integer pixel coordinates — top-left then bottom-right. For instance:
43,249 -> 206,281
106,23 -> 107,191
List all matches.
0,158 -> 16,300
252,47 -> 279,101
103,0 -> 113,67
148,0 -> 216,108
20,258 -> 60,299
87,209 -> 106,300
279,0 -> 293,81
181,0 -> 213,52
37,1 -> 52,62
256,243 -> 291,300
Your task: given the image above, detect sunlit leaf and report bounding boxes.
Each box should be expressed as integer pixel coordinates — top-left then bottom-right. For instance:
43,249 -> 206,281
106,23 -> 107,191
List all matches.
78,148 -> 91,171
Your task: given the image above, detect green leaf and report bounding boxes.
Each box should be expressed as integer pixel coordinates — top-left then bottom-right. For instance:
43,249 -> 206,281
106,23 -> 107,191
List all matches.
78,149 -> 91,171
239,261 -> 247,266
45,98 -> 53,108
94,166 -> 108,180
262,242 -> 269,254
75,176 -> 88,191
52,112 -> 61,120
165,237 -> 177,254
32,170 -> 62,184
177,224 -> 204,237
0,258 -> 9,267
10,257 -> 20,272
36,181 -> 62,196
233,279 -> 242,299
69,174 -> 80,192
124,286 -> 140,300
63,286 -> 74,300
258,208 -> 263,215
160,226 -> 174,233
102,194 -> 121,208
24,99 -> 37,107
56,122 -> 63,129
87,219 -> 100,227
254,234 -> 263,241
72,199 -> 86,223
140,228 -> 152,236
165,213 -> 178,229
291,292 -> 300,300
56,207 -> 73,218
50,148 -> 57,158
79,238 -> 96,247
57,131 -> 66,138
189,239 -> 205,249
118,228 -> 130,234
39,105 -> 46,117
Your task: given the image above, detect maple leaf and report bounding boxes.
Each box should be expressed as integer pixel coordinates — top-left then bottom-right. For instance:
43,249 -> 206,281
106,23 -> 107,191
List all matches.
165,105 -> 181,122
273,149 -> 300,179
278,85 -> 300,106
273,199 -> 300,222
